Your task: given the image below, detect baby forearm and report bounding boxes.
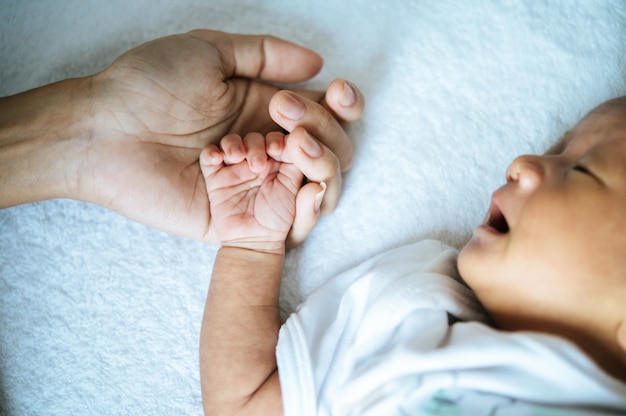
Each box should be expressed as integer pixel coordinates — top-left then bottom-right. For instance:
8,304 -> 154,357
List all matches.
200,246 -> 284,415
0,78 -> 93,207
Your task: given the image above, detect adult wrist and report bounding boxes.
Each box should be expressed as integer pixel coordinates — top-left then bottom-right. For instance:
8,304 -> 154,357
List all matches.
0,76 -> 96,207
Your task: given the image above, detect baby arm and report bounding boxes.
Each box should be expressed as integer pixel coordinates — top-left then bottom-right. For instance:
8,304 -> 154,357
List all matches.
198,131 -> 324,416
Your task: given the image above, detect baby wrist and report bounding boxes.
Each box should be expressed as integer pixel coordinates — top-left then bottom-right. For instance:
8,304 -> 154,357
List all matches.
221,240 -> 286,256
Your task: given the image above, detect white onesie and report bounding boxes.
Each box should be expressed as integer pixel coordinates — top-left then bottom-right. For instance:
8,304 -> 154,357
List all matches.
276,240 -> 626,416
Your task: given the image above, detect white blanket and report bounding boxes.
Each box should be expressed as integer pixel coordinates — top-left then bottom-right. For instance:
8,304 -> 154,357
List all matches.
1,1 -> 625,415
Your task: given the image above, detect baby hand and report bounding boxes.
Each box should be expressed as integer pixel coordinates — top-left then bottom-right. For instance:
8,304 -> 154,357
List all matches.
200,131 -> 324,253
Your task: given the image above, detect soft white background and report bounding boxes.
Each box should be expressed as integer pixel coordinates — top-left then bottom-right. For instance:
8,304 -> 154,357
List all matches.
1,1 -> 625,415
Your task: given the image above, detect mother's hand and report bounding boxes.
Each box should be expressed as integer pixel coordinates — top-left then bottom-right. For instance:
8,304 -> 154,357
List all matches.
78,30 -> 364,242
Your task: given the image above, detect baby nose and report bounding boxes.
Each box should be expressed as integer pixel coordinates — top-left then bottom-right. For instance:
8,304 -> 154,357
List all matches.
505,155 -> 545,190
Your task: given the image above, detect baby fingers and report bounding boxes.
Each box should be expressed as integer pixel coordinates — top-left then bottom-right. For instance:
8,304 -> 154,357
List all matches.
199,144 -> 224,179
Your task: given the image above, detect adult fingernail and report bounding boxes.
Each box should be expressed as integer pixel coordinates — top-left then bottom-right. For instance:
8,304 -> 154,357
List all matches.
340,81 -> 356,107
314,182 -> 327,213
300,130 -> 322,158
278,93 -> 305,120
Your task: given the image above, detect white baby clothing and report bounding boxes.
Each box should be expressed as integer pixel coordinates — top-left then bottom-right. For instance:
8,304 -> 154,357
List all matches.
276,240 -> 626,415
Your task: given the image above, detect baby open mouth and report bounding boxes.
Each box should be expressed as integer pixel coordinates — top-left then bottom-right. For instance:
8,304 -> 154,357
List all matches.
484,204 -> 509,234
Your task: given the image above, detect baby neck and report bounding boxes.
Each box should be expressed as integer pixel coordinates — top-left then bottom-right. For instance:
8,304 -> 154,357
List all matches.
491,311 -> 626,383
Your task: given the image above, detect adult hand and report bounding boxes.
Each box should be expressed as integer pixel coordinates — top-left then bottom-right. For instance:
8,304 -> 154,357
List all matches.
80,30 -> 363,243
0,30 -> 364,244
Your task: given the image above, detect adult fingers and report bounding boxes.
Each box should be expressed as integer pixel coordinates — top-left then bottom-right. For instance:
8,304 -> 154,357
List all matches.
296,79 -> 365,127
269,79 -> 365,171
287,182 -> 325,248
319,79 -> 365,126
285,127 -> 341,215
188,30 -> 323,82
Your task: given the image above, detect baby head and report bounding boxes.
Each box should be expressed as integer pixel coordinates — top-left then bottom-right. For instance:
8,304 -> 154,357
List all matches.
457,96 -> 626,379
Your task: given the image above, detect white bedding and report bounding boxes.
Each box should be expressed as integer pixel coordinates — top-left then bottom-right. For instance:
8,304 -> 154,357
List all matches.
1,1 -> 625,415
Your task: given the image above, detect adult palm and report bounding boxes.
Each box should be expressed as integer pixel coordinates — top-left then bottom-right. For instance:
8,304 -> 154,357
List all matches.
80,30 -> 329,242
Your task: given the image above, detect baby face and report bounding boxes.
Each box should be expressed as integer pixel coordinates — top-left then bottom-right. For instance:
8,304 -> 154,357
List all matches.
458,103 -> 626,332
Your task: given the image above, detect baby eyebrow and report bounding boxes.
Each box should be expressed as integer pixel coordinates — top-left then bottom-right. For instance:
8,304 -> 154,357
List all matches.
544,130 -> 573,156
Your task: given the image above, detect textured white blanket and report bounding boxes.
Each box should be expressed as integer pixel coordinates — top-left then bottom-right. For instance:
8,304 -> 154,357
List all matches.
1,1 -> 625,415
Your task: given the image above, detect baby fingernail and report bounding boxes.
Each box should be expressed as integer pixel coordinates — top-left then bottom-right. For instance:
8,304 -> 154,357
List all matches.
278,93 -> 305,120
314,182 -> 327,213
340,81 -> 356,107
300,130 -> 322,158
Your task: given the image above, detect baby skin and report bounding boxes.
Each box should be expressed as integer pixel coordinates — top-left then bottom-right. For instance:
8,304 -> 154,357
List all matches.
458,97 -> 626,381
198,96 -> 626,416
198,129 -> 324,415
